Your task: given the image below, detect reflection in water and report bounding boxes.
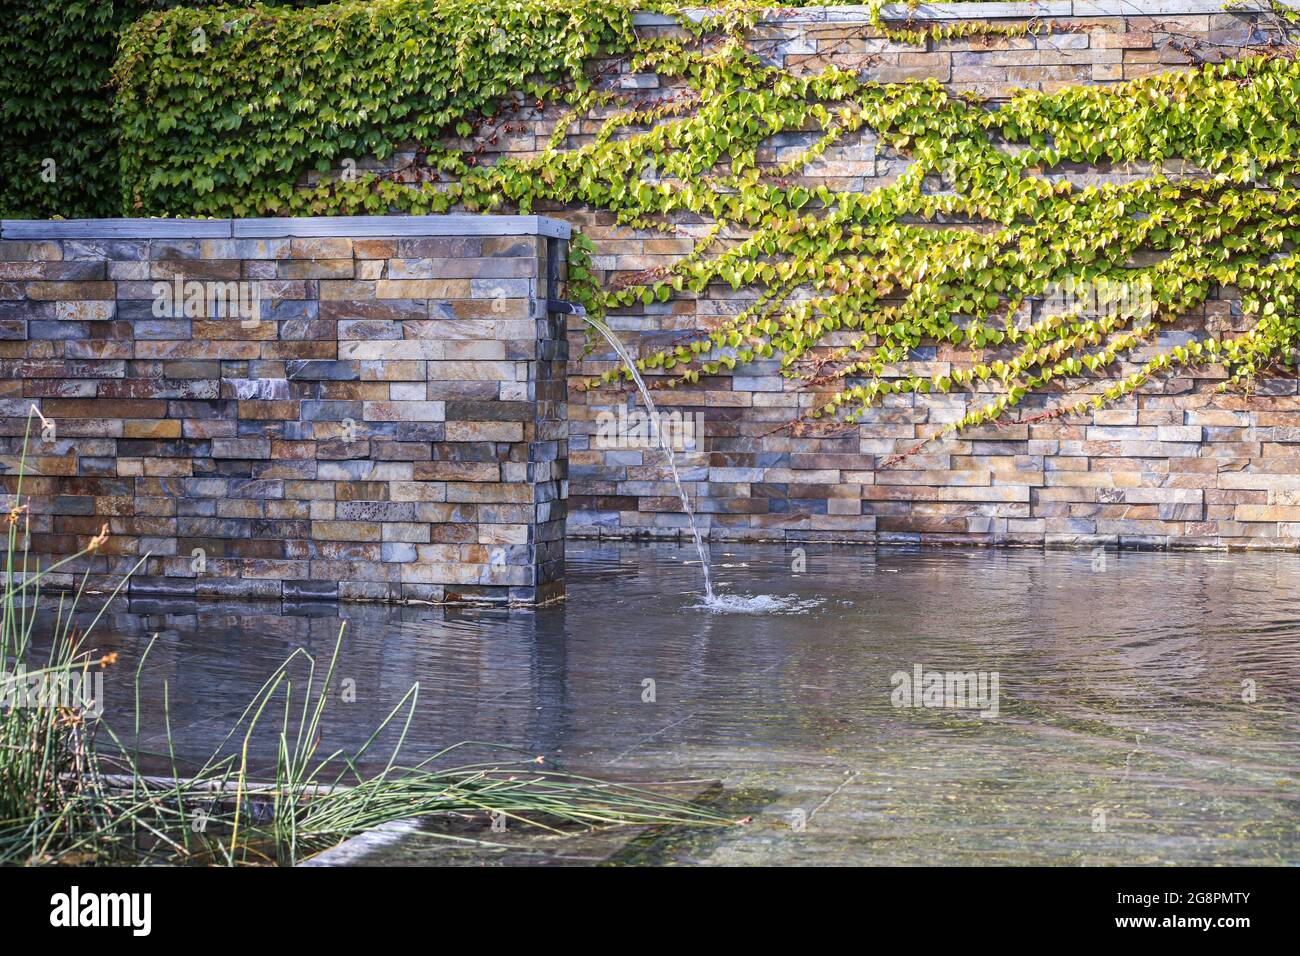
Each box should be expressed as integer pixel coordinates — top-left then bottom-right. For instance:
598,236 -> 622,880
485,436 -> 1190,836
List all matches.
38,543 -> 1300,865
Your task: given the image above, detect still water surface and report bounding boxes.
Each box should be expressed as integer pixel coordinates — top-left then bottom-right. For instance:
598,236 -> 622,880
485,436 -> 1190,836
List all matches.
63,543 -> 1300,865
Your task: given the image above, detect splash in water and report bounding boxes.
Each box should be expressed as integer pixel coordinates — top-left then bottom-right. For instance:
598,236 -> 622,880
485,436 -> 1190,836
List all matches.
581,312 -> 714,601
692,592 -> 824,614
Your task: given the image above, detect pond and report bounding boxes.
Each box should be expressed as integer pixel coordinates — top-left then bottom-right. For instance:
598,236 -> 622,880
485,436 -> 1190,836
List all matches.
56,543 -> 1300,865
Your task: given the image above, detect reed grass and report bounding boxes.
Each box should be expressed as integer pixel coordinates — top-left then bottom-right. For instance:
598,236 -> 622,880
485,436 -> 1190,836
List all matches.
0,410 -> 730,865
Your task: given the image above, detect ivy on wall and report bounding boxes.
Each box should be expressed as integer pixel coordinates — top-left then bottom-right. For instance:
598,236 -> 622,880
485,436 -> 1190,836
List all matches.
113,0 -> 645,216
103,0 -> 1300,440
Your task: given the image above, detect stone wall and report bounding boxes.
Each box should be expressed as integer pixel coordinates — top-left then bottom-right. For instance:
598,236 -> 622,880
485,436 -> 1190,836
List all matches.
352,1 -> 1296,551
11,2 -> 1300,565
0,216 -> 569,603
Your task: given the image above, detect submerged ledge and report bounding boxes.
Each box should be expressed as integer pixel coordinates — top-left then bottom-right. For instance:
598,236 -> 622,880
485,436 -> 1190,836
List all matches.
566,529 -> 1300,552
633,0 -> 1300,24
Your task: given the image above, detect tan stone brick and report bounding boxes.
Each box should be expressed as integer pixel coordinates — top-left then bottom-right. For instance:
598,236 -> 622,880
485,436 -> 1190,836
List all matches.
26,281 -> 115,300
312,520 -> 382,542
415,461 -> 501,482
353,239 -> 397,259
375,279 -> 471,298
123,419 -> 181,439
1236,505 -> 1300,522
279,259 -> 354,280
290,237 -> 354,259
444,421 -> 523,443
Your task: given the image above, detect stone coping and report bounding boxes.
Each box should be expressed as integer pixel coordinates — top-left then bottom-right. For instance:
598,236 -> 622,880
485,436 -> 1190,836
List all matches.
633,0 -> 1297,23
0,214 -> 572,241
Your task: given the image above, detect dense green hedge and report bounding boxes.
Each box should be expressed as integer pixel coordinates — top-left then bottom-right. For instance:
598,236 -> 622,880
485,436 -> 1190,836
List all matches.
1,2 -> 152,218
0,1 -> 335,219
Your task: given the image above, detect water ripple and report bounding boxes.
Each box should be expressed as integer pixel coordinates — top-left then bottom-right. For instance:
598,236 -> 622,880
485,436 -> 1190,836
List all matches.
30,542 -> 1300,865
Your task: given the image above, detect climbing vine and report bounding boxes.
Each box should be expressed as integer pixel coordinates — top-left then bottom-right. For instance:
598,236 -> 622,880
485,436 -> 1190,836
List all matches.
112,0 -> 1300,441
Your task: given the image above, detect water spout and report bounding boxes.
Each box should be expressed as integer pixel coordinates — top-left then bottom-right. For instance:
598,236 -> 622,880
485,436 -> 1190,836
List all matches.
578,311 -> 714,601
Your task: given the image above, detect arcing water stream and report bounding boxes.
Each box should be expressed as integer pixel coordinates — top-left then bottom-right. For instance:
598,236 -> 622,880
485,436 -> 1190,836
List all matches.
580,313 -> 715,602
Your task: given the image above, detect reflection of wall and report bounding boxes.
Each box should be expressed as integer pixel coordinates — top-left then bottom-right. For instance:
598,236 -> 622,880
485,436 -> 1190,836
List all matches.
37,541 -> 1300,775
0,216 -> 569,603
61,596 -> 553,771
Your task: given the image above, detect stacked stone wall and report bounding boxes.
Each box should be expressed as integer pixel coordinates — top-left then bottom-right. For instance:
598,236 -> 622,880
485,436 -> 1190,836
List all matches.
0,216 -> 569,603
377,3 -> 1299,549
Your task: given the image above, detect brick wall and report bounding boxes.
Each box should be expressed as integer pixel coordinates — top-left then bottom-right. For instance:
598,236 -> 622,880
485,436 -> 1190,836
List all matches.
0,216 -> 569,603
340,1 -> 1295,551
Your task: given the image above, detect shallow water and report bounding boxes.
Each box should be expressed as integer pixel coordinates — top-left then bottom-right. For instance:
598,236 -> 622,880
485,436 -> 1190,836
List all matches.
43,543 -> 1300,865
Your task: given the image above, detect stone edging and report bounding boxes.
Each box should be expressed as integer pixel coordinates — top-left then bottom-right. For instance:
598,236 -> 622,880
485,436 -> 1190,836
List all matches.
0,214 -> 572,241
295,818 -> 426,867
633,0 -> 1299,24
